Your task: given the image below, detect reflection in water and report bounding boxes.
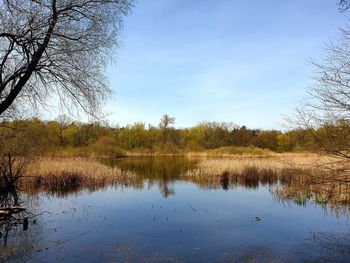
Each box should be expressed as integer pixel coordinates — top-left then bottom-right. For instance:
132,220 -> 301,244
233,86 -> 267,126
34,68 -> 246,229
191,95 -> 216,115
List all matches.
1,157 -> 350,262
219,172 -> 230,190
103,157 -> 198,198
19,157 -> 350,210
0,187 -> 19,208
0,188 -> 32,261
188,165 -> 350,212
103,157 -> 350,219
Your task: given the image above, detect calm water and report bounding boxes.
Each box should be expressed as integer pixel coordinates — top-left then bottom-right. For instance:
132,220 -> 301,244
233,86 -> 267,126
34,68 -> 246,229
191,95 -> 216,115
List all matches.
2,157 -> 350,262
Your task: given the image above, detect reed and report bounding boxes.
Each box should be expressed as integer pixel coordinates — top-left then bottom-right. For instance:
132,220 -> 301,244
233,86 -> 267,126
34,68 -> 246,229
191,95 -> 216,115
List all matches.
125,146 -> 274,158
187,146 -> 273,158
186,153 -> 322,177
274,172 -> 350,206
185,153 -> 350,205
125,150 -> 182,157
19,157 -> 137,194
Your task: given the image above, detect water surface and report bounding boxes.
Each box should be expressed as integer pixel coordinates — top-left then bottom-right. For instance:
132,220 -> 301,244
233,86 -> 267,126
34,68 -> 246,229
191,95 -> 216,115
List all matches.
2,157 -> 350,262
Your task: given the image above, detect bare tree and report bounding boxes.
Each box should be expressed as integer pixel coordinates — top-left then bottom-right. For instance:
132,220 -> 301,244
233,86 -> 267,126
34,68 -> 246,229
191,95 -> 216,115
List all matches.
290,23 -> 350,170
287,1 -> 350,170
54,114 -> 73,146
339,0 -> 350,11
0,122 -> 34,193
159,114 -> 175,143
0,0 -> 133,118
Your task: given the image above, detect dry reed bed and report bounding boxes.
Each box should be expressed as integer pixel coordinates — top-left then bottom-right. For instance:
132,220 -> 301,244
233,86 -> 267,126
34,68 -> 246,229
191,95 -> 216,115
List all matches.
185,154 -> 350,205
125,150 -> 274,158
185,152 -> 272,158
19,158 -> 137,194
186,153 -> 324,177
125,151 -> 180,157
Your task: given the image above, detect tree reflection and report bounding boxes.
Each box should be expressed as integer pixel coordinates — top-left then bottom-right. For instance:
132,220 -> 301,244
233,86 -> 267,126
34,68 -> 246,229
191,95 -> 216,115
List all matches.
0,188 -> 47,262
0,187 -> 30,259
104,157 -> 198,198
11,157 -> 350,213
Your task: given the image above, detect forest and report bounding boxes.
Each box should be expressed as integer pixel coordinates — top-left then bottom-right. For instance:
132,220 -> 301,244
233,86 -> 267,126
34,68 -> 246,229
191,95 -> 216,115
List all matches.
0,114 -> 331,158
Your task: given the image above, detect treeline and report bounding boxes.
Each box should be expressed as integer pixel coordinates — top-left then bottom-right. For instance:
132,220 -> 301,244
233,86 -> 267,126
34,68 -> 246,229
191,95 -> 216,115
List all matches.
0,115 -> 318,157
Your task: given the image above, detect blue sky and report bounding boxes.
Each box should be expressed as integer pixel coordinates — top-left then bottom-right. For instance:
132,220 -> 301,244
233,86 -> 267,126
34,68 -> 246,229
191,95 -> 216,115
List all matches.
104,0 -> 348,129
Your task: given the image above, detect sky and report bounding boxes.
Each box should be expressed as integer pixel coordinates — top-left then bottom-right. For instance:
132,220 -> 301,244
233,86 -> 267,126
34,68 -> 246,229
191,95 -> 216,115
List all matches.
101,0 -> 348,129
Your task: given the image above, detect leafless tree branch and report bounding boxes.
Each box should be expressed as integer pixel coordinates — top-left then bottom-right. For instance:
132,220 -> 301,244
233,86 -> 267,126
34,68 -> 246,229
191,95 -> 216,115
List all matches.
0,0 -> 133,119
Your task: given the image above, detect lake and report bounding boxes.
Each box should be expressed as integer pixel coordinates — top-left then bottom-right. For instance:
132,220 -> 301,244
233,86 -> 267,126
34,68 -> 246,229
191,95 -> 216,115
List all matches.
1,157 -> 350,262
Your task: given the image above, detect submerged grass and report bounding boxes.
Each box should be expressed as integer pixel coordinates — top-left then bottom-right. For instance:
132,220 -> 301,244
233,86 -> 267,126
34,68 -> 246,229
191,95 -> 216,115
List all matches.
19,158 -> 137,195
274,172 -> 350,207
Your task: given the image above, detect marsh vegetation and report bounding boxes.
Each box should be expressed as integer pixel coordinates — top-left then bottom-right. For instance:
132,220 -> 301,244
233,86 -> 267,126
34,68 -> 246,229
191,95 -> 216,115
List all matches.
1,156 -> 350,263
21,158 -> 137,195
186,155 -> 350,207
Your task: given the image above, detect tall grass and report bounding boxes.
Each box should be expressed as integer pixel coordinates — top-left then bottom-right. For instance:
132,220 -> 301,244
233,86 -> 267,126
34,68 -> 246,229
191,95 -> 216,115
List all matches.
47,145 -> 127,158
127,146 -> 274,158
186,153 -> 321,176
187,146 -> 273,158
47,145 -> 276,158
20,157 -> 137,195
185,154 -> 350,206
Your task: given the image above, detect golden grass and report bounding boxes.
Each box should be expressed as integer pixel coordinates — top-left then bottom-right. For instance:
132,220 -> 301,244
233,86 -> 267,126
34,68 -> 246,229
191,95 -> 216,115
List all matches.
125,146 -> 274,158
46,145 -> 127,158
186,153 -> 323,177
187,146 -> 274,158
19,157 -> 137,195
10,152 -> 350,206
185,153 -> 350,206
125,150 -> 181,157
47,145 -> 281,158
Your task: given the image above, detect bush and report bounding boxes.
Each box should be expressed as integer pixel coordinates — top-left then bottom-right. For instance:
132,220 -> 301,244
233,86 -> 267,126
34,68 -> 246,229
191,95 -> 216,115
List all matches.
89,136 -> 127,158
